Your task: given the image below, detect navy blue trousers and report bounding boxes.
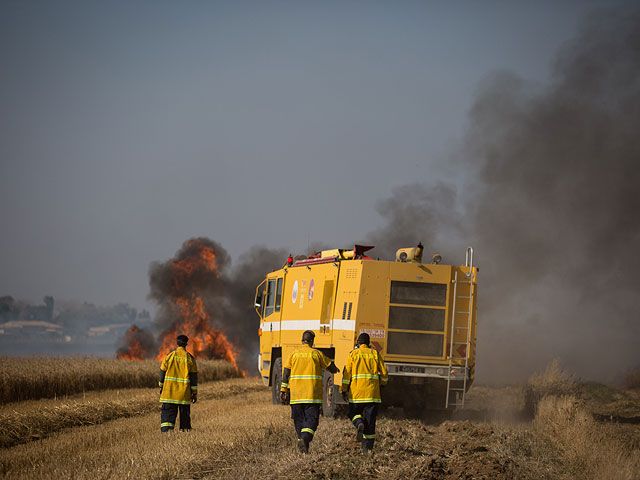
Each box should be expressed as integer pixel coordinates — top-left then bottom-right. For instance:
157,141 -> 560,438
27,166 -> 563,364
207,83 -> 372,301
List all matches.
161,403 -> 191,432
348,402 -> 379,449
291,404 -> 320,444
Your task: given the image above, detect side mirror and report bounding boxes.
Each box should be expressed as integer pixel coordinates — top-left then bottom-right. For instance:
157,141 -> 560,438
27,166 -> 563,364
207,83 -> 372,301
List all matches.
255,292 -> 263,308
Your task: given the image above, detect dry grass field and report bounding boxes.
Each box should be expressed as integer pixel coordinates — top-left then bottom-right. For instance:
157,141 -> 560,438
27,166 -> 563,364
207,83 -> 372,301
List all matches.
0,357 -> 242,403
1,361 -> 639,479
0,377 -> 262,449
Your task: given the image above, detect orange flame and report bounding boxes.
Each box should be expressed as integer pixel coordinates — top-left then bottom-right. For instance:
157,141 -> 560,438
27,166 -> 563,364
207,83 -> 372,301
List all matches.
155,240 -> 241,372
155,295 -> 239,370
118,239 -> 242,372
117,325 -> 148,361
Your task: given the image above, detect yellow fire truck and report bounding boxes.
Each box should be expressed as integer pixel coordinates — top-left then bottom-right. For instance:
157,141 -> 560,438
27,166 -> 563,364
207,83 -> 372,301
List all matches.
255,244 -> 477,416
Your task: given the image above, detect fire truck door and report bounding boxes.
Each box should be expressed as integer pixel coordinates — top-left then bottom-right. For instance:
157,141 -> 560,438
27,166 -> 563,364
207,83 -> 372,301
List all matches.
262,277 -> 283,348
316,275 -> 336,345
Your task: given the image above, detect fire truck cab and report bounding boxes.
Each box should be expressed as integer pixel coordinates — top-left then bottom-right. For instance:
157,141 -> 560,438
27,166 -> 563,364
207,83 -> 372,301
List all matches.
255,244 -> 478,417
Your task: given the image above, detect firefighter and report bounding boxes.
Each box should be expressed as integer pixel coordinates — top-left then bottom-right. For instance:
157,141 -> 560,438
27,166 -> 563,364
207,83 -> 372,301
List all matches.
340,332 -> 388,455
159,334 -> 198,432
280,330 -> 339,453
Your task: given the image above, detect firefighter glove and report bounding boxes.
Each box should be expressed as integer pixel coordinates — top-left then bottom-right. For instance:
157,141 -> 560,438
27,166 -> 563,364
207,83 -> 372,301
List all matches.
280,391 -> 287,404
191,393 -> 197,404
341,391 -> 349,403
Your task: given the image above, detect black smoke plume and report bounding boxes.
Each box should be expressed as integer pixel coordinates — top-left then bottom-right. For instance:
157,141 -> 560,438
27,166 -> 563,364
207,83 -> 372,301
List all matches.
135,237 -> 285,372
366,7 -> 640,383
223,246 -> 288,371
148,237 -> 230,335
116,325 -> 157,360
366,182 -> 464,263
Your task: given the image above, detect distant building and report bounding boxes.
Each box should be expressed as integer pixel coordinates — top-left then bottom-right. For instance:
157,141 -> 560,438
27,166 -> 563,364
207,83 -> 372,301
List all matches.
0,320 -> 63,338
87,323 -> 132,338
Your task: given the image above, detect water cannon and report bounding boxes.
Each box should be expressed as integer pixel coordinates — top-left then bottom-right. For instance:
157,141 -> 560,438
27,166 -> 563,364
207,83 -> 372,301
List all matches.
395,243 -> 424,263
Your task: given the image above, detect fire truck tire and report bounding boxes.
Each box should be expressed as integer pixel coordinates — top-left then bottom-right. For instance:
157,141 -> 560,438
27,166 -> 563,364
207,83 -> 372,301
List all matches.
322,370 -> 337,418
271,357 -> 284,405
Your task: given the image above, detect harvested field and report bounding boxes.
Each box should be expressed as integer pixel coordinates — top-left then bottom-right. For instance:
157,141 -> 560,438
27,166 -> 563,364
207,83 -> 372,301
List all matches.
0,357 -> 242,403
0,377 -> 262,448
1,365 -> 638,479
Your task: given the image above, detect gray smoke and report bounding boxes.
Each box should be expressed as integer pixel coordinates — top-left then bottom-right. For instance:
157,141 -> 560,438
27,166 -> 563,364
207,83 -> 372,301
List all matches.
148,237 -> 230,328
144,237 -> 286,371
223,245 -> 288,372
367,7 -> 640,384
365,182 -> 464,263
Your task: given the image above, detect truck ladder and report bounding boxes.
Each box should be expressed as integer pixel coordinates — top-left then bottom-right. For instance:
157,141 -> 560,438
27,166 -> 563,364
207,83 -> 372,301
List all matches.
445,247 -> 474,409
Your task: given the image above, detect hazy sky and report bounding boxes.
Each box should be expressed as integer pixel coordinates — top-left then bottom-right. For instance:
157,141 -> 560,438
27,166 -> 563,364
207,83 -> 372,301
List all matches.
0,0 -> 629,309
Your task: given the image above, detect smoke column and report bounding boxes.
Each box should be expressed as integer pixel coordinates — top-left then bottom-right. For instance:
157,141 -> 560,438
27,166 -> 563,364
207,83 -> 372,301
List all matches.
365,182 -> 464,262
138,238 -> 285,372
367,7 -> 640,383
148,237 -> 230,336
222,246 -> 288,372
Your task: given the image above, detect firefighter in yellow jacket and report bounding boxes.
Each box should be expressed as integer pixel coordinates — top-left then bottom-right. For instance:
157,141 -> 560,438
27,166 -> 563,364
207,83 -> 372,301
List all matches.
340,333 -> 388,454
280,330 -> 338,453
159,335 -> 198,432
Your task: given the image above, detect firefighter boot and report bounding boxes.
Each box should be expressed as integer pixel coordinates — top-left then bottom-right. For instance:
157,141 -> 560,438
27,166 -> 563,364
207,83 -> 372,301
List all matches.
361,442 -> 373,457
362,440 -> 373,458
297,438 -> 309,454
356,422 -> 364,443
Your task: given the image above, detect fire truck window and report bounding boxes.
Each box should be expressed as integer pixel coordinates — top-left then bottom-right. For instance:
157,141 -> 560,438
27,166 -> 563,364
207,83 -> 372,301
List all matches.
275,278 -> 283,312
265,279 -> 276,317
389,306 -> 445,332
388,331 -> 444,357
390,281 -> 447,307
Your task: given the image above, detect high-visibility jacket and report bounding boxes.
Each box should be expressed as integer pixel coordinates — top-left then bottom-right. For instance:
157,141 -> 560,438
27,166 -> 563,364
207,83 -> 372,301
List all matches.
159,347 -> 198,405
281,344 -> 332,404
340,344 -> 388,403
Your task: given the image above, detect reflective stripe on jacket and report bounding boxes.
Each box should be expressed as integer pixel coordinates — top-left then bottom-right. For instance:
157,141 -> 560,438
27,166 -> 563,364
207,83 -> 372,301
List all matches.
281,344 -> 332,404
340,344 -> 388,403
159,347 -> 198,404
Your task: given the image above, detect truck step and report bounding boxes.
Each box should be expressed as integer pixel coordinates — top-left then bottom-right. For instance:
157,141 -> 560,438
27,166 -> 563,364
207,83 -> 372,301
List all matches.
455,311 -> 470,315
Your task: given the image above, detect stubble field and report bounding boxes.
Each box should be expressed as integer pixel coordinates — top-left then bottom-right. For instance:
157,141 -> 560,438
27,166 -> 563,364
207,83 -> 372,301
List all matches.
1,359 -> 639,479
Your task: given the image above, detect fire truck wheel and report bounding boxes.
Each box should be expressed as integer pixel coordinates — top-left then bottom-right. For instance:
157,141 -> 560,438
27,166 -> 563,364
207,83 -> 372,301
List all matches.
322,370 -> 337,418
271,357 -> 284,405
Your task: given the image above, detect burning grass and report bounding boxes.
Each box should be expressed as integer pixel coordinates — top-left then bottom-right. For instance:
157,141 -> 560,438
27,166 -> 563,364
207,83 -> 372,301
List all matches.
0,356 -> 241,403
145,238 -> 241,370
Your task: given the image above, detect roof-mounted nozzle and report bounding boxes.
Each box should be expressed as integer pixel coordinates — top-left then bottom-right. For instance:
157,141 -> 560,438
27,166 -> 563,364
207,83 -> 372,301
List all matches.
395,243 -> 424,263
